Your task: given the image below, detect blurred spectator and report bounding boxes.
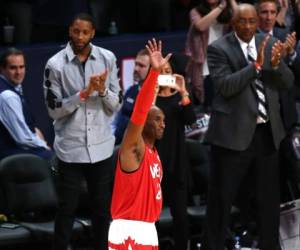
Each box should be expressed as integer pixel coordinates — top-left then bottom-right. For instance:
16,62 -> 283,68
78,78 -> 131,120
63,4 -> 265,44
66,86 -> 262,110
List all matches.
262,0 -> 300,33
112,48 -> 150,145
275,0 -> 300,31
185,0 -> 237,108
256,0 -> 298,131
256,0 -> 300,147
276,0 -> 289,28
155,60 -> 196,250
257,0 -> 289,40
0,47 -> 54,161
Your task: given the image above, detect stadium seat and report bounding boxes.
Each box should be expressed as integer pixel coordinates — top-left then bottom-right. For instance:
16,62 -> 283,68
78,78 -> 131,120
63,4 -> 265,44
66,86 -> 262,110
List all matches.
0,154 -> 85,246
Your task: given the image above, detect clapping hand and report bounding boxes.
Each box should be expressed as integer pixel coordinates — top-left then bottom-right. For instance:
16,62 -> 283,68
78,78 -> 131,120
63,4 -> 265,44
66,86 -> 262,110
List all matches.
271,40 -> 284,68
256,35 -> 270,67
257,35 -> 284,68
86,70 -> 108,96
283,32 -> 297,56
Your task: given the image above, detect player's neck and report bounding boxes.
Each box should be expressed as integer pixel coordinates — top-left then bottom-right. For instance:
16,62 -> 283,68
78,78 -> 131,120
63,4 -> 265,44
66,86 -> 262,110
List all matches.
143,136 -> 155,149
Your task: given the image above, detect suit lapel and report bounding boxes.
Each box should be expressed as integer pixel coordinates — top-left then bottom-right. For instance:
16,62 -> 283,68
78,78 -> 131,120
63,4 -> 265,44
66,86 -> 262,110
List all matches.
227,32 -> 248,69
273,27 -> 288,42
227,33 -> 258,99
255,34 -> 264,52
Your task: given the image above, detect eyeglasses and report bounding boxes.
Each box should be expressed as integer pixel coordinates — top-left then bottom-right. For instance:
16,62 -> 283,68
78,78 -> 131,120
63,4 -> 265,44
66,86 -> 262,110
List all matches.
237,19 -> 257,25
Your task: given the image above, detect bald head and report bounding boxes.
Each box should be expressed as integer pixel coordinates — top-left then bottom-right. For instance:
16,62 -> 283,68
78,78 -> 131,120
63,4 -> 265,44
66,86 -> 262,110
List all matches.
143,105 -> 165,141
232,4 -> 258,43
233,4 -> 257,20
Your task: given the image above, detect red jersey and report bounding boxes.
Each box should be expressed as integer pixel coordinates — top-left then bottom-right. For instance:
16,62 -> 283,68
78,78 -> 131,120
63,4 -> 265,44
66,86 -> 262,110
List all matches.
111,145 -> 163,222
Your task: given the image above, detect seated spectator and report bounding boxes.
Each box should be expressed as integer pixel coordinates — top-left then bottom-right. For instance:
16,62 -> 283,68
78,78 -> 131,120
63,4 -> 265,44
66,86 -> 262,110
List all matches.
0,48 -> 54,161
112,48 -> 150,144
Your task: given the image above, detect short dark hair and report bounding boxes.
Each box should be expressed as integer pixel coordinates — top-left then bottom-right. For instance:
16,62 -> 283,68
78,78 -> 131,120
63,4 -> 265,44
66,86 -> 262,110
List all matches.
256,0 -> 279,13
137,48 -> 150,57
70,12 -> 96,29
0,47 -> 24,69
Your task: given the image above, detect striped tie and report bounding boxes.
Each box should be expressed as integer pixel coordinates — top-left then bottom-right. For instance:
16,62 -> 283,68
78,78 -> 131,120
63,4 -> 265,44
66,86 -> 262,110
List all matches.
247,45 -> 268,123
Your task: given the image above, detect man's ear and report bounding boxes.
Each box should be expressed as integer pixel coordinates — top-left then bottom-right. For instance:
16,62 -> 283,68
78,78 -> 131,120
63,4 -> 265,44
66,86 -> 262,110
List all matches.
230,16 -> 235,28
68,26 -> 74,38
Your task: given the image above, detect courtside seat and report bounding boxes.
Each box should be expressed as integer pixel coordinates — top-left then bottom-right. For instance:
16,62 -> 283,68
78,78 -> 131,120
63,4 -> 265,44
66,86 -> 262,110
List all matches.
0,222 -> 31,247
0,154 -> 85,242
157,207 -> 174,249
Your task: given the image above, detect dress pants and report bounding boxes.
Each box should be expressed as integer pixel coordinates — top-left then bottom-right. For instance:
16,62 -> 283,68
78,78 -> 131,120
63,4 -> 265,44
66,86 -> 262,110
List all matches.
203,122 -> 281,250
53,157 -> 113,250
162,171 -> 189,250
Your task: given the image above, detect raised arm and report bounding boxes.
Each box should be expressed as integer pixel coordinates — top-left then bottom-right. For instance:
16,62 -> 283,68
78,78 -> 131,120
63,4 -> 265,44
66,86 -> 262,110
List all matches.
228,0 -> 238,16
276,0 -> 288,27
119,39 -> 171,172
192,0 -> 227,32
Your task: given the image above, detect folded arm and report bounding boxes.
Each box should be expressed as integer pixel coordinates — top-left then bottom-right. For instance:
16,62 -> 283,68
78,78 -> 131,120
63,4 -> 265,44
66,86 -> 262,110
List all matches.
0,95 -> 48,149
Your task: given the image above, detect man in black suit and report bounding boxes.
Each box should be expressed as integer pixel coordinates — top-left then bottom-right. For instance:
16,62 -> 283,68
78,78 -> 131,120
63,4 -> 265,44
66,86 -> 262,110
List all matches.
202,4 -> 294,250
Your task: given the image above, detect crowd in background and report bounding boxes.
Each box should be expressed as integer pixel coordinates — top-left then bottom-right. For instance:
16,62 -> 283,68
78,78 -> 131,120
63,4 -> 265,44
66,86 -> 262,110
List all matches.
1,0 -> 300,250
3,0 -> 299,45
0,0 -> 197,45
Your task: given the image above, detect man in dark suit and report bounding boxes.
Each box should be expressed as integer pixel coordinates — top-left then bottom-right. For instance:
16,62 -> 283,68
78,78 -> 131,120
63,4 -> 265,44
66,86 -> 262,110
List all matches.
202,4 -> 294,250
257,0 -> 298,131
256,0 -> 300,202
256,0 -> 289,41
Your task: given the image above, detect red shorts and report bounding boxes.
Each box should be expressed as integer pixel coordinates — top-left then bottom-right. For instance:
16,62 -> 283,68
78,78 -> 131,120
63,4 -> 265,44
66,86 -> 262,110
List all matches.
108,219 -> 159,250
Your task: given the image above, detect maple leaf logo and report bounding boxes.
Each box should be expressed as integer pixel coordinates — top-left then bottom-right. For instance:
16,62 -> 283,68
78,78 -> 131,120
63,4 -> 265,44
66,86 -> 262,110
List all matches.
109,236 -> 159,249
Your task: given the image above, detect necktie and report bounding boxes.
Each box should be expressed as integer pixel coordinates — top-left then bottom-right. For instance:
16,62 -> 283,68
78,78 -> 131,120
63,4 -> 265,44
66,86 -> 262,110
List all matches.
247,45 -> 268,123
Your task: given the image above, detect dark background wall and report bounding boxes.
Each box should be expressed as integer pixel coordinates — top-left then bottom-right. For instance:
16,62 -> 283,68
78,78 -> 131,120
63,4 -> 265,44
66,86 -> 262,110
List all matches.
0,0 -> 194,45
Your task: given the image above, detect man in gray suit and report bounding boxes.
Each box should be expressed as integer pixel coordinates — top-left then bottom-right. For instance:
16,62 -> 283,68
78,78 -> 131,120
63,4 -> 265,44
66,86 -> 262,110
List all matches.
202,4 -> 294,250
